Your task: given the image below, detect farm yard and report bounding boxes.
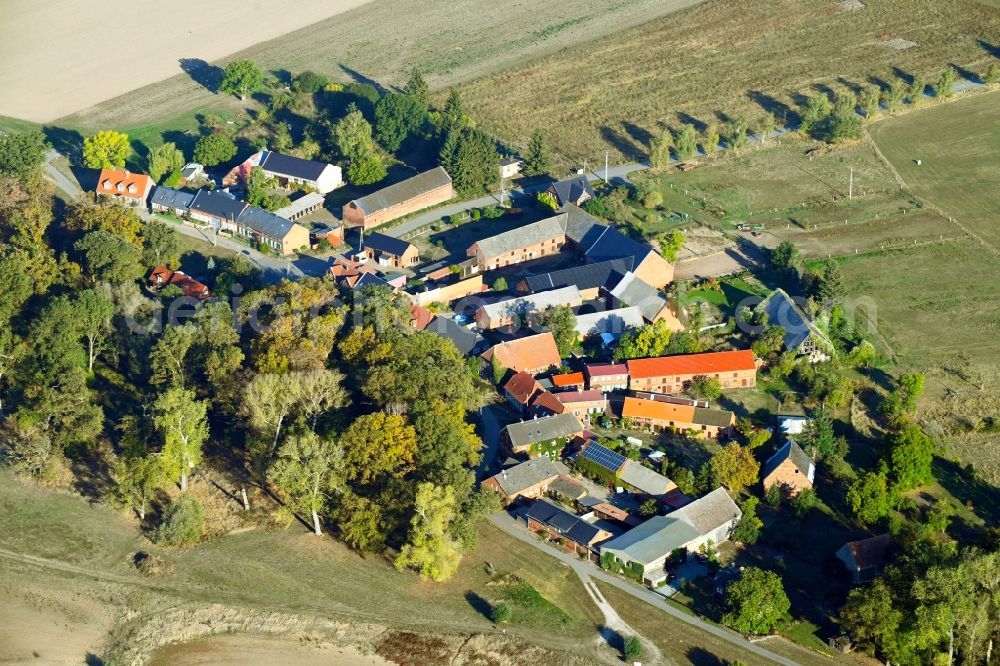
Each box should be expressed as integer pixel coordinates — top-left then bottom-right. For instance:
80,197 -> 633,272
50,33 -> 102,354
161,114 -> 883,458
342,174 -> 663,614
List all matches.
459,0 -> 1000,163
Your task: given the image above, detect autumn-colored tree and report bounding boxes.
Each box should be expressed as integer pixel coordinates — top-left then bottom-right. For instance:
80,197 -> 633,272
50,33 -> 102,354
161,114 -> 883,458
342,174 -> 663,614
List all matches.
243,372 -> 301,459
83,130 -> 130,169
341,412 -> 417,486
395,482 -> 462,581
66,201 -> 143,247
710,444 -> 759,493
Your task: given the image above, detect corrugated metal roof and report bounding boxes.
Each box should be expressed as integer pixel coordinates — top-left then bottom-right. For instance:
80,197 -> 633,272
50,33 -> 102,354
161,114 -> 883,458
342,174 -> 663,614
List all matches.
351,167 -> 452,214
237,205 -> 299,240
479,285 -> 582,321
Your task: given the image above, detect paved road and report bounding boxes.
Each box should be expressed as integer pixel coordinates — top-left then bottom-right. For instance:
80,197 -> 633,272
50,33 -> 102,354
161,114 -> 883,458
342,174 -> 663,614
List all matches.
475,404 -> 508,481
43,151 -> 82,199
489,512 -> 799,666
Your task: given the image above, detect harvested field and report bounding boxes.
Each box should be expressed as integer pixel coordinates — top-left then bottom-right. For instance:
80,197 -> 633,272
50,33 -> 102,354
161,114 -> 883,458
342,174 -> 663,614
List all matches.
459,0 -> 1000,163
0,0 -> 373,122
50,0 -> 708,134
869,89 -> 1000,252
150,635 -> 393,666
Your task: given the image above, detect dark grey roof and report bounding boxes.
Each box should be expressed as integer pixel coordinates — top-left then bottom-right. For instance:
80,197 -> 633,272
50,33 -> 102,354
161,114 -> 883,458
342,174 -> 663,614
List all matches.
261,150 -> 330,181
237,205 -> 298,240
425,316 -> 485,355
762,439 -> 815,481
189,189 -> 247,220
351,167 -> 452,215
549,176 -> 594,206
523,258 -> 633,293
150,186 -> 195,209
526,499 -> 603,545
760,288 -> 832,352
562,204 -> 604,245
583,225 -> 654,264
504,413 -> 584,448
473,214 -> 567,259
549,476 -> 587,500
692,407 -> 735,428
489,458 -> 567,496
364,231 -> 415,257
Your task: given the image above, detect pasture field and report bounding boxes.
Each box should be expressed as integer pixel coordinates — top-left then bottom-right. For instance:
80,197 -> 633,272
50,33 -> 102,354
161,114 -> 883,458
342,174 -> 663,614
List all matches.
458,0 -> 1000,163
869,89 -> 1000,251
49,0 -> 707,136
632,135 -> 966,254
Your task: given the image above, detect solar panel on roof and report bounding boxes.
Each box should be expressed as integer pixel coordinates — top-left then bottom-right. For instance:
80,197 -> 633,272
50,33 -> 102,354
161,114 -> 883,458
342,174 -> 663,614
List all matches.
582,443 -> 626,472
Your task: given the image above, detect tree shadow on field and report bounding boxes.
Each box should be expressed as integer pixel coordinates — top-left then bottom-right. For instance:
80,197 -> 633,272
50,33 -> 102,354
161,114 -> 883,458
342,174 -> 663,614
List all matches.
836,76 -> 863,94
685,647 -> 726,666
179,58 -> 224,94
600,126 -> 643,160
128,138 -> 149,173
162,129 -> 201,160
339,65 -> 388,94
271,68 -> 293,87
747,91 -> 798,126
978,40 -> 1000,59
950,63 -> 981,84
622,121 -> 654,149
933,457 -> 1000,526
811,82 -> 837,99
891,67 -> 915,85
43,125 -> 85,164
597,626 -> 625,653
464,591 -> 494,620
676,111 -> 708,133
867,74 -> 890,91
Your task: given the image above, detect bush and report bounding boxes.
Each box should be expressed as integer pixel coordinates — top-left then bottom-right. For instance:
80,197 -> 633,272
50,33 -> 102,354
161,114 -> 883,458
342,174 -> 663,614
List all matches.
623,635 -> 643,660
490,602 -> 512,624
154,494 -> 205,546
642,190 -> 664,209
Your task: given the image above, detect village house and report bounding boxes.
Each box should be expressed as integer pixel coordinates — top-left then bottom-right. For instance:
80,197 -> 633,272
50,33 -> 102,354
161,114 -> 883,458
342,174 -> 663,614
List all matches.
149,186 -> 195,216
147,266 -> 209,301
599,487 -> 742,585
342,167 -> 453,230
187,189 -> 248,227
274,191 -> 327,221
759,288 -> 833,363
574,306 -> 645,342
95,169 -> 153,206
529,389 -> 567,418
501,371 -> 543,414
481,332 -> 562,375
178,162 -> 206,186
226,149 -> 343,194
362,232 -> 420,269
472,206 -> 673,289
836,534 -> 892,584
233,205 -> 311,256
761,439 -> 816,496
410,274 -> 485,307
577,441 -> 677,497
526,499 -> 612,559
607,271 -> 681,327
620,396 -> 736,439
627,350 -> 758,394
546,175 -> 594,207
475,285 -> 583,330
584,362 -> 630,392
502,413 -> 584,456
481,458 -> 582,504
554,390 -> 608,424
310,224 -> 345,249
424,315 -> 487,356
517,258 -> 633,299
500,157 -> 522,179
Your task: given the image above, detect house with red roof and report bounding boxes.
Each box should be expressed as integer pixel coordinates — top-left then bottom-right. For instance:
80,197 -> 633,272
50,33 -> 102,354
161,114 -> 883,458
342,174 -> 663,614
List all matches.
627,350 -> 758,394
481,332 -> 562,376
555,390 -> 608,424
148,266 -> 210,301
95,169 -> 153,206
583,362 -> 629,392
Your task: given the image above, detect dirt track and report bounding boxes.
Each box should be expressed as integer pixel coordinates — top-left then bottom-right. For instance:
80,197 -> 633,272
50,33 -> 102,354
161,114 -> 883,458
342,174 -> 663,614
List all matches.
0,0 -> 371,122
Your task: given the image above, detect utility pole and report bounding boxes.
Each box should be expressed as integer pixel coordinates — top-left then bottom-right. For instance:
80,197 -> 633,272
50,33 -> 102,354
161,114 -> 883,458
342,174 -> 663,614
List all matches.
849,167 -> 854,201
604,150 -> 609,184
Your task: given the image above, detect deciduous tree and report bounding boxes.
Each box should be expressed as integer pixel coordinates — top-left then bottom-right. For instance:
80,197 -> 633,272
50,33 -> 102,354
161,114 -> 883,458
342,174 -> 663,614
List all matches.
0,130 -> 47,178
674,124 -> 698,162
220,59 -> 263,100
374,93 -> 425,152
270,431 -> 343,535
936,67 -> 957,99
395,482 -> 462,581
341,412 -> 417,485
648,129 -> 673,169
154,387 -> 208,491
147,142 -> 185,183
74,231 -> 143,284
83,130 -> 130,169
846,470 -> 892,525
614,320 -> 673,361
193,133 -> 237,166
723,567 -> 790,635
710,444 -> 759,493
539,305 -> 577,356
243,372 -> 301,459
140,219 -> 181,267
75,288 -> 114,372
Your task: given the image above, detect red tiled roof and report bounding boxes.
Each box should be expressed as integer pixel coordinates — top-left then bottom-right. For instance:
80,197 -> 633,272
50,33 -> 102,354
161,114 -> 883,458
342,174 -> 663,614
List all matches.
502,372 -> 541,406
556,390 -> 606,405
482,332 -> 562,373
621,396 -> 696,422
96,169 -> 152,200
148,266 -> 209,301
410,304 -> 435,331
530,389 -> 566,416
627,350 -> 757,379
552,372 -> 585,388
584,362 -> 629,377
